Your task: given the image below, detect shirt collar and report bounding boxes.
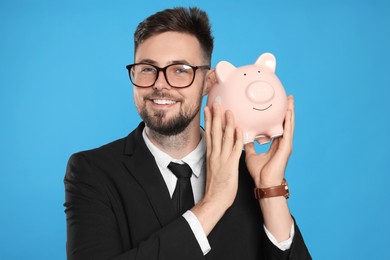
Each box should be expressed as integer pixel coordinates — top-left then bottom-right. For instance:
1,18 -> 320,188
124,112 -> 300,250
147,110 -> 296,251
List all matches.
142,128 -> 206,178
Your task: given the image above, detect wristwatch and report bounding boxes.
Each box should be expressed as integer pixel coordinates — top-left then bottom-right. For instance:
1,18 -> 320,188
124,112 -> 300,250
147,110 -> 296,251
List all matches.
254,178 -> 290,200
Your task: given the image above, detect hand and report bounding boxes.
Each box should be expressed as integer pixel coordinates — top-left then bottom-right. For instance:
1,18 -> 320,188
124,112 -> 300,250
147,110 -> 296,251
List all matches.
191,102 -> 243,235
203,102 -> 244,208
244,95 -> 295,188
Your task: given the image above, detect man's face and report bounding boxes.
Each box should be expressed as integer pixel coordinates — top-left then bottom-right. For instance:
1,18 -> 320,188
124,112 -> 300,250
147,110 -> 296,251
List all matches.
133,31 -> 210,136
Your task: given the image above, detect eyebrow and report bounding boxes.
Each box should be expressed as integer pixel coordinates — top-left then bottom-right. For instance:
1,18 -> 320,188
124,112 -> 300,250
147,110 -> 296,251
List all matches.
136,59 -> 192,65
137,59 -> 157,65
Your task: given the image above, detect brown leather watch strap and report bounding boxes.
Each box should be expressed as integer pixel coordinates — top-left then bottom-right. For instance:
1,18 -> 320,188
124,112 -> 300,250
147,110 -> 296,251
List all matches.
254,178 -> 289,200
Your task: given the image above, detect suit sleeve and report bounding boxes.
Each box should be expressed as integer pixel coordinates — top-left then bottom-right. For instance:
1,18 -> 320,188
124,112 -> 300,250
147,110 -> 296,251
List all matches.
260,219 -> 311,260
237,154 -> 312,260
288,219 -> 312,260
64,153 -> 205,260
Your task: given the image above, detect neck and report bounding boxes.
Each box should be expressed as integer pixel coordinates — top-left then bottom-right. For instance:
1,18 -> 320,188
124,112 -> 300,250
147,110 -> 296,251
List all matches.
145,121 -> 201,159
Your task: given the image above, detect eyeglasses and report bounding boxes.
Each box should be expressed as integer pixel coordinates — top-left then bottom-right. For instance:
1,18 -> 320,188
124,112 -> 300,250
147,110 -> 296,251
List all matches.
125,63 -> 210,88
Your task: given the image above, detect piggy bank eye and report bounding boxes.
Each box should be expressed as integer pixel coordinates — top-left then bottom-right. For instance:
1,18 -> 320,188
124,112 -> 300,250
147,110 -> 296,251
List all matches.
258,71 -> 261,73
244,73 -> 247,76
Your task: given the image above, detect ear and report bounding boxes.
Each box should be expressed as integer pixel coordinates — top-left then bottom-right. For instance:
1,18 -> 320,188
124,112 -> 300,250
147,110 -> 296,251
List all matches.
215,61 -> 236,83
255,53 -> 276,72
202,68 -> 216,96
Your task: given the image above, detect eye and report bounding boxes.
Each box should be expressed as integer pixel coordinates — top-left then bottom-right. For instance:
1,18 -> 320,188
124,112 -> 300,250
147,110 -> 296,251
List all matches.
244,73 -> 247,76
258,70 -> 261,73
139,65 -> 156,74
172,64 -> 191,74
176,68 -> 190,74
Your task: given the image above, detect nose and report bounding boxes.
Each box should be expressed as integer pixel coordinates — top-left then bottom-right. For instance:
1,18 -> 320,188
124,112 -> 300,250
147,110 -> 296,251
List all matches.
246,81 -> 275,104
153,71 -> 171,90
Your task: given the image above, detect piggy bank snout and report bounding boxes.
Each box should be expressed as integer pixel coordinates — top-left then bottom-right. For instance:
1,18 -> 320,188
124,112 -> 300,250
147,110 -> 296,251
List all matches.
246,81 -> 275,104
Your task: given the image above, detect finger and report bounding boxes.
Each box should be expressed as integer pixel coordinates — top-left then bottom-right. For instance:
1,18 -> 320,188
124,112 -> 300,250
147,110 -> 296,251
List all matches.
204,106 -> 212,157
278,109 -> 293,160
268,137 -> 280,157
244,141 -> 256,157
232,127 -> 244,159
288,95 -> 295,138
283,108 -> 292,141
221,110 -> 235,157
287,95 -> 294,108
211,102 -> 223,154
280,95 -> 294,146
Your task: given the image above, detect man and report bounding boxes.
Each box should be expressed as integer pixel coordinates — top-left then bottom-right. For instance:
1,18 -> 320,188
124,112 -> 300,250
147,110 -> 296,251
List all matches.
64,7 -> 311,260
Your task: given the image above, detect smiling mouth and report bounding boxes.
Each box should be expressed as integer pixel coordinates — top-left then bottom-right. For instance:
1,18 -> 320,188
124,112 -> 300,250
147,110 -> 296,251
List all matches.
152,99 -> 177,105
253,104 -> 272,111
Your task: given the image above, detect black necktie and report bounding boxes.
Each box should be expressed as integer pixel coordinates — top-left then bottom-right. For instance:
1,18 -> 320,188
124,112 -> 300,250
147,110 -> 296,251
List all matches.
168,162 -> 195,217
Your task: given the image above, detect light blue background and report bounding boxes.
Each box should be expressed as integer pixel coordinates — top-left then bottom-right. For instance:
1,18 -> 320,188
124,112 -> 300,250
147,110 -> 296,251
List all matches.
1,0 -> 389,259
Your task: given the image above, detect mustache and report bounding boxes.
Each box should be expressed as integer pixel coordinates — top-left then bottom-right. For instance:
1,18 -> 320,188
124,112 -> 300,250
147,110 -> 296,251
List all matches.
144,90 -> 179,101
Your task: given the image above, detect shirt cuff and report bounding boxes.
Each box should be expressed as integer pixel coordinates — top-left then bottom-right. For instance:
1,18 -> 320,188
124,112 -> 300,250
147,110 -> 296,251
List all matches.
183,210 -> 211,255
263,222 -> 295,251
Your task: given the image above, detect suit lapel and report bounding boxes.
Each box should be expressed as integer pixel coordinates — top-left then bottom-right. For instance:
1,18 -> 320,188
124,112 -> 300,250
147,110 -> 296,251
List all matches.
122,123 -> 177,227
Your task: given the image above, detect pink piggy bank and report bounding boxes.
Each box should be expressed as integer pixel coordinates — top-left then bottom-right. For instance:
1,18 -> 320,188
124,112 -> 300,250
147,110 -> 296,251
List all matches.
207,53 -> 288,144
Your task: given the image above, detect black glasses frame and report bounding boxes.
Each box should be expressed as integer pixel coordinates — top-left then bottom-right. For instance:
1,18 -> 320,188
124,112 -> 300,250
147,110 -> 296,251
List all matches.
125,63 -> 210,88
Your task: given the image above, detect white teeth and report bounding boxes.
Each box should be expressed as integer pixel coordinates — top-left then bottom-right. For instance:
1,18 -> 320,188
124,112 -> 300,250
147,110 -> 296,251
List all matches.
153,99 -> 176,105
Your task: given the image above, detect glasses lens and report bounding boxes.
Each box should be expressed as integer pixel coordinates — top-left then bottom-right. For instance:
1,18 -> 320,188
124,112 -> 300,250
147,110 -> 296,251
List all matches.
166,64 -> 194,88
130,64 -> 157,87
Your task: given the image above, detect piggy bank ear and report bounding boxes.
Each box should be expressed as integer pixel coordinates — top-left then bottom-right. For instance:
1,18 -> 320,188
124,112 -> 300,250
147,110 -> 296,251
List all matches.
215,61 -> 236,83
255,53 -> 276,72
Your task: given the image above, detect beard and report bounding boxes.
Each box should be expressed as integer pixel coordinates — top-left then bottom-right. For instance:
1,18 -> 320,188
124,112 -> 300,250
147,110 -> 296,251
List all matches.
138,90 -> 202,136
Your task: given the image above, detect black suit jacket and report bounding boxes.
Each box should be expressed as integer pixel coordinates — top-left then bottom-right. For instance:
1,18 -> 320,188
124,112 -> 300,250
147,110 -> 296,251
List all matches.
64,122 -> 311,260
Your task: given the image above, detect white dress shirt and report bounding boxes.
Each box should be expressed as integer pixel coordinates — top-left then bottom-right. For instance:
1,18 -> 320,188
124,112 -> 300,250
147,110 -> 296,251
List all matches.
142,128 -> 294,255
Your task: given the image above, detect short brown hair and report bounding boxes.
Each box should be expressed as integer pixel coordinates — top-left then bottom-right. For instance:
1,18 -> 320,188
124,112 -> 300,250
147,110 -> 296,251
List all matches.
134,7 -> 214,63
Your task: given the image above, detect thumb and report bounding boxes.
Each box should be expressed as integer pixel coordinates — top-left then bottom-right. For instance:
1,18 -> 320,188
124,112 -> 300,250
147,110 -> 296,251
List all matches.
244,142 -> 256,157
